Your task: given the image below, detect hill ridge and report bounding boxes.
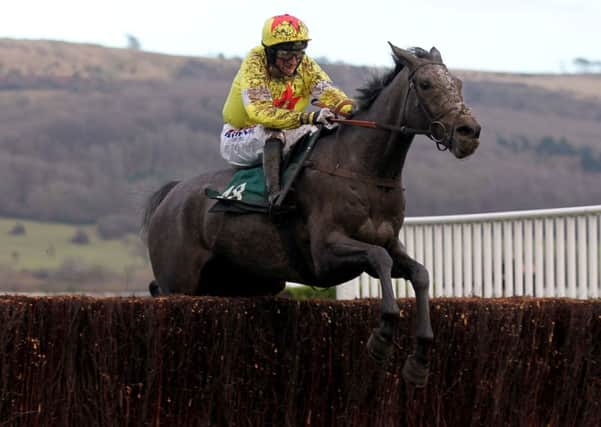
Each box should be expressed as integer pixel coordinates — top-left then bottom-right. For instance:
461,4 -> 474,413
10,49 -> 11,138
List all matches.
0,38 -> 599,225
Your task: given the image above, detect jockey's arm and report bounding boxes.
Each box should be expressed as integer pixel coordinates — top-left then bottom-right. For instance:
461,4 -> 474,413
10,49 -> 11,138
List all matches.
306,57 -> 355,116
244,98 -> 314,129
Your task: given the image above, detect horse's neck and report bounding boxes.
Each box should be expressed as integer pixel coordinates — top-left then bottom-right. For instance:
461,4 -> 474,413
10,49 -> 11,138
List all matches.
325,73 -> 413,180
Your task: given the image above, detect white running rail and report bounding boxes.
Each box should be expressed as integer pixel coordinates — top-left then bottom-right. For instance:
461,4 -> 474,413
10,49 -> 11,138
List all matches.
336,205 -> 601,300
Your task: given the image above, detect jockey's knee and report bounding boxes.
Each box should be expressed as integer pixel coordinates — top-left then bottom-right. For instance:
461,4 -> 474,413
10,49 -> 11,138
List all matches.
264,128 -> 285,144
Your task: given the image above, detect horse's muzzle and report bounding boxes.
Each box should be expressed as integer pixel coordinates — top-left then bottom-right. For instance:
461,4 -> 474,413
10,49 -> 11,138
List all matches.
451,115 -> 481,158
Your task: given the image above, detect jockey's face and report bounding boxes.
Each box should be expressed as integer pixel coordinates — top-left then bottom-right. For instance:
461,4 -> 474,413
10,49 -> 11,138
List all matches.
274,49 -> 304,77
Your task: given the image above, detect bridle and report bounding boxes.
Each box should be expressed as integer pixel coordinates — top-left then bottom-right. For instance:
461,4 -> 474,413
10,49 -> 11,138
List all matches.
405,62 -> 455,151
305,61 -> 462,189
329,61 -> 457,151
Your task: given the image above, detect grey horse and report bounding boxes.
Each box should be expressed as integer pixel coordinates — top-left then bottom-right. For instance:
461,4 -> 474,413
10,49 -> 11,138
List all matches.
142,43 -> 481,386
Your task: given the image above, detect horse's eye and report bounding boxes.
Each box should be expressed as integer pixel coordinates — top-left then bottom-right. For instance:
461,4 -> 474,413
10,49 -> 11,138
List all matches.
419,81 -> 432,90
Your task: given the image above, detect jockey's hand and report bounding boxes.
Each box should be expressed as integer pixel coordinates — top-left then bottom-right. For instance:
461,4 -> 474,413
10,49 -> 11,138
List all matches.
313,108 -> 337,129
335,101 -> 356,119
341,105 -> 356,119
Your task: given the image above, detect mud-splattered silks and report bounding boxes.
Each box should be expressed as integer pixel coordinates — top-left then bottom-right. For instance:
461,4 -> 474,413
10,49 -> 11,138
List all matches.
220,123 -> 316,167
220,46 -> 352,166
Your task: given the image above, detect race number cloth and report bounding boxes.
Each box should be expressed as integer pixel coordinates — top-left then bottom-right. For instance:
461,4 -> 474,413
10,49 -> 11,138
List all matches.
205,166 -> 270,213
206,131 -> 317,214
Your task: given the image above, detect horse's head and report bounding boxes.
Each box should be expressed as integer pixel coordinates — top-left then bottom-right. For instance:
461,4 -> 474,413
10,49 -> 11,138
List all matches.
389,43 -> 481,159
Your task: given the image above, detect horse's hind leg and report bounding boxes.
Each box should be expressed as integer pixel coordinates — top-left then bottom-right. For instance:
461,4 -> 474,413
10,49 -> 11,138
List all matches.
149,280 -> 160,297
148,280 -> 172,297
147,238 -> 211,296
390,241 -> 433,387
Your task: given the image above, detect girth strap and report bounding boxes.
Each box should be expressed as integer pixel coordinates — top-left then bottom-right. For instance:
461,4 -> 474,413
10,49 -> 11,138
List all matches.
305,162 -> 402,189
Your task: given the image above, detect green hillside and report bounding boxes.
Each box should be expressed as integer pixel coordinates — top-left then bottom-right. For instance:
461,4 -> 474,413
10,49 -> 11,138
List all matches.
0,217 -> 151,293
1,217 -> 145,270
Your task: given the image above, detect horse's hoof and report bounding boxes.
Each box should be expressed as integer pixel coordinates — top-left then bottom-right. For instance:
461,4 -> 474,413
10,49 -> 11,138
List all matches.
366,328 -> 392,365
402,354 -> 429,387
149,281 -> 160,297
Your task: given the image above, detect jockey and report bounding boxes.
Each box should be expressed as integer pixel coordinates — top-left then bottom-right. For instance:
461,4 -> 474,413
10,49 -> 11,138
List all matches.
221,13 -> 354,208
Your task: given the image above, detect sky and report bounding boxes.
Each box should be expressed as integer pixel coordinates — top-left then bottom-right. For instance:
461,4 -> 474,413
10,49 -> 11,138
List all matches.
2,0 -> 600,73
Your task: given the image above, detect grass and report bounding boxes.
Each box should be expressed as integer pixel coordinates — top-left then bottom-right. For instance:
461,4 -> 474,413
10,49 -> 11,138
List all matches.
285,285 -> 336,300
0,217 -> 336,298
0,217 -> 147,273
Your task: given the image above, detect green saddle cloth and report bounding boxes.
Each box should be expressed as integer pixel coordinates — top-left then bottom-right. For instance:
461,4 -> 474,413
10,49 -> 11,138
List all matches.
205,131 -> 317,214
205,166 -> 270,213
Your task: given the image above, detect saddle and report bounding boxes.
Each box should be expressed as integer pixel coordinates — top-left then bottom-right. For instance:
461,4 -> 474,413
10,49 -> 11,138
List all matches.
205,128 -> 322,214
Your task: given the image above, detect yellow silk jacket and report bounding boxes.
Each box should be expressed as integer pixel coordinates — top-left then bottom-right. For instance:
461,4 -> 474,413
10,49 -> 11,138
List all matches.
222,46 -> 352,129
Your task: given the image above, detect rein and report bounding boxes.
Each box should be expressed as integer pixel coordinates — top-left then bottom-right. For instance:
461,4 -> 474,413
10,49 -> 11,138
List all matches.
317,61 -> 454,151
330,117 -> 450,152
306,61 -> 456,187
329,117 -> 432,137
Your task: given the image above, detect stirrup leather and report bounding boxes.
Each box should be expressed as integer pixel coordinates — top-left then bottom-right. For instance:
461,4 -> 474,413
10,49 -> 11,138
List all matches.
263,137 -> 283,205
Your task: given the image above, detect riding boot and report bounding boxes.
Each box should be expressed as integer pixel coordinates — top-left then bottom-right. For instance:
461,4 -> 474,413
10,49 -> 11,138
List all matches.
263,134 -> 284,211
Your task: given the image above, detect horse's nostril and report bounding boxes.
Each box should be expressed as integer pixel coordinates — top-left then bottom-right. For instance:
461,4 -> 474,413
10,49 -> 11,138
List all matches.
456,121 -> 481,139
457,125 -> 474,137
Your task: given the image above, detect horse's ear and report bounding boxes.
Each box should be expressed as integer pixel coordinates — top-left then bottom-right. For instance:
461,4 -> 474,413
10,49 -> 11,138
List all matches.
430,46 -> 443,63
388,42 -> 417,68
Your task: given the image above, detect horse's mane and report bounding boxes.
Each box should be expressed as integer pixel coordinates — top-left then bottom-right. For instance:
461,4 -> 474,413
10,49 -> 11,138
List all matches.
356,47 -> 432,112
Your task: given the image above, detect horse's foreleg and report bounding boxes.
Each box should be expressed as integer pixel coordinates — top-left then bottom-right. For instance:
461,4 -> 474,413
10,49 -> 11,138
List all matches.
313,233 -> 399,363
390,241 -> 433,387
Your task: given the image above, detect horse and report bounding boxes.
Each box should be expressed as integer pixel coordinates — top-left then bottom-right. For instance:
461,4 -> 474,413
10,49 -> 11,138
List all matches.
142,43 -> 481,387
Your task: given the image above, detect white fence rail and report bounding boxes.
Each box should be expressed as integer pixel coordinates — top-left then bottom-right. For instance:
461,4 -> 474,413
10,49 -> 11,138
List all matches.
336,205 -> 601,300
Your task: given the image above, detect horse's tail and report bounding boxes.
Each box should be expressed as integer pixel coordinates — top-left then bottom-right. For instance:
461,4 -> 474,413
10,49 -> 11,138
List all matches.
141,180 -> 180,238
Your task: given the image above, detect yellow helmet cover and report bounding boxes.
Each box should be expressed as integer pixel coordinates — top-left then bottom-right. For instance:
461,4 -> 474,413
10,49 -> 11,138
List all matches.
262,14 -> 310,47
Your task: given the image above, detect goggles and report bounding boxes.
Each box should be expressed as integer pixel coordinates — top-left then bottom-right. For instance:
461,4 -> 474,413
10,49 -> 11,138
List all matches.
275,49 -> 306,61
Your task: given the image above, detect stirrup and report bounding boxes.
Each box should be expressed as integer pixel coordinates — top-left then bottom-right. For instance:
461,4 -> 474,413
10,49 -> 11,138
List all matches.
267,190 -> 283,217
268,189 -> 283,206
267,190 -> 295,219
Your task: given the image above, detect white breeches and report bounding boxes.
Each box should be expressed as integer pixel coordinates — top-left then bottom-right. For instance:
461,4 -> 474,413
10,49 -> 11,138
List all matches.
220,123 -> 317,167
